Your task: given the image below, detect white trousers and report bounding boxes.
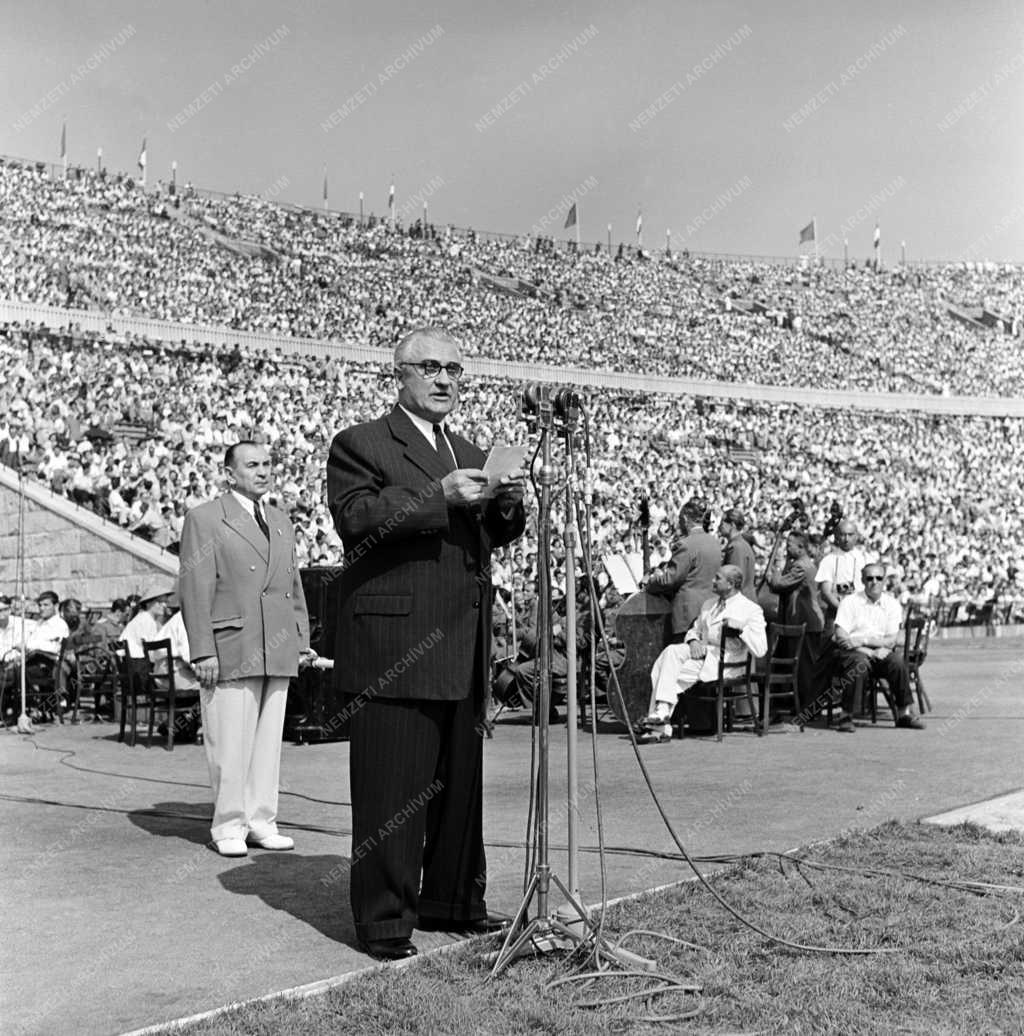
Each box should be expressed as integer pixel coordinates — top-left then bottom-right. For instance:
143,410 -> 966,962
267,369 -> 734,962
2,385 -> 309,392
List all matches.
649,644 -> 705,715
200,676 -> 289,842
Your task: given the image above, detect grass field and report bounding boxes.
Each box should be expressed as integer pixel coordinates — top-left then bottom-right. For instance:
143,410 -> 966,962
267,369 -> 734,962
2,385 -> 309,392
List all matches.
172,821 -> 1024,1035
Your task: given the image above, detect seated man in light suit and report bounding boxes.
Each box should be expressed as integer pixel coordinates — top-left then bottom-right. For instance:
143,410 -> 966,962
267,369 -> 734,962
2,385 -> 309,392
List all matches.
640,565 -> 767,743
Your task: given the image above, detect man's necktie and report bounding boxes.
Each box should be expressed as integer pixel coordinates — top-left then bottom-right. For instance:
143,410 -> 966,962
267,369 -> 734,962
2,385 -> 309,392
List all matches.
433,424 -> 457,473
254,500 -> 270,539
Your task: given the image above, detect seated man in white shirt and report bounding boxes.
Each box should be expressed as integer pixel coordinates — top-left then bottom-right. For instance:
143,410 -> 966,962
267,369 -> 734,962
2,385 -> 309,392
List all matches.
832,564 -> 924,733
150,608 -> 200,692
639,565 -> 767,744
0,595 -> 28,696
149,607 -> 202,742
121,586 -> 174,660
25,591 -> 70,659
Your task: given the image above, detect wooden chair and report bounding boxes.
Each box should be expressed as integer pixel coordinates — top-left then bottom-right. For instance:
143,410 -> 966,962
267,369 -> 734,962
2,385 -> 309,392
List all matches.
143,639 -> 201,751
112,642 -> 146,747
902,615 -> 931,714
687,625 -> 758,741
69,638 -> 118,723
23,648 -> 61,721
755,622 -> 805,734
862,673 -> 898,724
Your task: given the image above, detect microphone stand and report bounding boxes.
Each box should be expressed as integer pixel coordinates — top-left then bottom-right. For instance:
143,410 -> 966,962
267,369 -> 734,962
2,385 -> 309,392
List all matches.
491,394 -> 653,978
492,400 -> 587,974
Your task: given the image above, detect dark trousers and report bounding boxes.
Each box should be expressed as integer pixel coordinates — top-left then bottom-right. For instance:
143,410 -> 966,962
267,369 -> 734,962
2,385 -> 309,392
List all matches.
349,693 -> 487,942
796,632 -> 833,715
834,648 -> 910,714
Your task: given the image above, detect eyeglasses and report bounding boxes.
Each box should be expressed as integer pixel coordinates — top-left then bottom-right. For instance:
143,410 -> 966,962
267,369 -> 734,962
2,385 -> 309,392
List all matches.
863,575 -> 886,583
397,360 -> 465,380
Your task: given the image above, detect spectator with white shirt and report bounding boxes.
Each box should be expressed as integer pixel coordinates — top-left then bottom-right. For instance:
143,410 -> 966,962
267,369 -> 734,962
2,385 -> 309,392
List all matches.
121,587 -> 174,659
25,591 -> 69,658
816,520 -> 873,630
831,563 -> 925,733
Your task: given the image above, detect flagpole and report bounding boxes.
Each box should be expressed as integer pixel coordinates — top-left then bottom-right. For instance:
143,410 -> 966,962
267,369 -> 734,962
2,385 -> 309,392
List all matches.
359,191 -> 364,224
813,215 -> 818,264
97,146 -> 102,173
138,135 -> 147,189
606,223 -> 611,252
575,201 -> 580,249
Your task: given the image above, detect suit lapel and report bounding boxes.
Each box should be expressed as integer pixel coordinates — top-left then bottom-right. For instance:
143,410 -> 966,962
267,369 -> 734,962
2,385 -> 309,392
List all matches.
264,502 -> 288,577
221,494 -> 269,564
387,405 -> 452,481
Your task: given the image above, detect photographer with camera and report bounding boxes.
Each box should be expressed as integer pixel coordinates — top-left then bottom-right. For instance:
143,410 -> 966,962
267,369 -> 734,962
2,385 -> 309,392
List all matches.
815,516 -> 873,631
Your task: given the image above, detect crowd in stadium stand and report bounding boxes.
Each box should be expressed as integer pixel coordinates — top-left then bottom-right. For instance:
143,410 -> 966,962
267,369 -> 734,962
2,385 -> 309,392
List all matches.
1,160 -> 1022,397
2,322 -> 1022,625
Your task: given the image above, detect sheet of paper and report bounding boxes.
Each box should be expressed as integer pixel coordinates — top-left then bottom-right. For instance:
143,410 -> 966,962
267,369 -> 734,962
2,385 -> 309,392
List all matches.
603,554 -> 640,596
483,444 -> 531,496
624,553 -> 644,583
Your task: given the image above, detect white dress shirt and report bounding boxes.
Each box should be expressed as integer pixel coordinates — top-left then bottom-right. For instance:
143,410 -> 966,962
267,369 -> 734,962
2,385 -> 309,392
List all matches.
121,610 -> 164,660
834,590 -> 902,646
815,548 -> 872,593
398,404 -> 455,458
26,614 -> 69,655
0,617 -> 28,662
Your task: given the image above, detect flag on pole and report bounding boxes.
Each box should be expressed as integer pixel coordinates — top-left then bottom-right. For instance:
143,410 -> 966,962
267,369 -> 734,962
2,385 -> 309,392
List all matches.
322,166 -> 328,209
388,181 -> 395,222
635,208 -> 643,244
564,202 -> 577,230
873,222 -> 881,268
799,219 -> 815,244
60,121 -> 67,168
137,137 -> 147,185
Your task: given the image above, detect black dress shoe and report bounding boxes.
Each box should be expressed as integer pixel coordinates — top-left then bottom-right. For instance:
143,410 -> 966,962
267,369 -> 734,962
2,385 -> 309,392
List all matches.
418,912 -> 511,935
358,937 -> 418,960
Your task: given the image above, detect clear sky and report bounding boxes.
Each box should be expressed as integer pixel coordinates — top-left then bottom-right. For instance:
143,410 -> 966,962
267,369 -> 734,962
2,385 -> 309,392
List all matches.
2,0 -> 1022,262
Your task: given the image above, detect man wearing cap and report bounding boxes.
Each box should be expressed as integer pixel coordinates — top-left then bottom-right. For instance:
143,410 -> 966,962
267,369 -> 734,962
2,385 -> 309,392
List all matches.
180,440 -> 312,858
121,587 -> 173,660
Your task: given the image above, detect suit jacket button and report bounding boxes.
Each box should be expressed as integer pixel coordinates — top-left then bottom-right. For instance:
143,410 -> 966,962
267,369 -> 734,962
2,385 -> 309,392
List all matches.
250,565 -> 256,571
473,600 -> 480,609
286,592 -> 291,598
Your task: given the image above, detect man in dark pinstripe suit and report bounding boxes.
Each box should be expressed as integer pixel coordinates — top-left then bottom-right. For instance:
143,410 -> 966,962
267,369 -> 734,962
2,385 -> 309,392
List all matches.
327,327 -> 526,960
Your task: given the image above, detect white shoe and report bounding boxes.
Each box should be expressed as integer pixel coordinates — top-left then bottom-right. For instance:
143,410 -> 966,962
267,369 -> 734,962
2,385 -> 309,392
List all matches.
246,833 -> 294,851
215,838 -> 248,857
641,711 -> 671,729
638,723 -> 672,744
